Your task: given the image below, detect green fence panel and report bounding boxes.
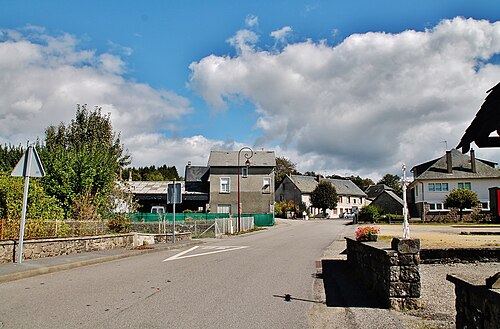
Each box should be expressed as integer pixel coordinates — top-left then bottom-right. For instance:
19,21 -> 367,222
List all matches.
242,213 -> 275,226
128,212 -> 231,222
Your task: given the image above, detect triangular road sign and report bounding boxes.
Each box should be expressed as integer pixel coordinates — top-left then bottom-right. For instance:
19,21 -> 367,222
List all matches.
11,146 -> 45,178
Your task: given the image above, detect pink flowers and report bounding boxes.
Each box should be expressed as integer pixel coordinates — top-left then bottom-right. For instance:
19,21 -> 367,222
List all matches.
355,225 -> 380,241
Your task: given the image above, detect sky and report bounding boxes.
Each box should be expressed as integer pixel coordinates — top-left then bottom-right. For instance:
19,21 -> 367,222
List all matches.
1,0 -> 500,181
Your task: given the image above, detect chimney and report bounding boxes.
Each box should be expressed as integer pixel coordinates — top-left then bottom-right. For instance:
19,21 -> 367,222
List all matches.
187,161 -> 192,168
316,175 -> 322,183
446,150 -> 452,173
470,149 -> 477,173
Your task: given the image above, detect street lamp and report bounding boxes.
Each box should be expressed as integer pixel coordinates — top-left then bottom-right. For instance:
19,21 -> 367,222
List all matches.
238,147 -> 254,232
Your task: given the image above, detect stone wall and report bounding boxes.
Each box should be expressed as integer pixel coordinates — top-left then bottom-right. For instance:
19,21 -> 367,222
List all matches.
345,237 -> 421,310
446,274 -> 500,328
0,232 -> 191,264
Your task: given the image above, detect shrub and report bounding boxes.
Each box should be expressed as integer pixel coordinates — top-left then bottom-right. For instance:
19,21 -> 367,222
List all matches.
108,215 -> 132,233
359,205 -> 380,222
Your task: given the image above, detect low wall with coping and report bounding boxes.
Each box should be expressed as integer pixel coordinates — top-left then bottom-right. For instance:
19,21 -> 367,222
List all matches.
446,274 -> 500,328
0,232 -> 191,264
345,237 -> 421,310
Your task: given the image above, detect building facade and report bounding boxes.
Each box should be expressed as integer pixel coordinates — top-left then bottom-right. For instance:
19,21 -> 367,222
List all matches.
207,150 -> 276,215
275,175 -> 368,218
408,149 -> 500,219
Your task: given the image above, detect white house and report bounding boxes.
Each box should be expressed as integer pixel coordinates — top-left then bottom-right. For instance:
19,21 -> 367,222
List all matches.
275,175 -> 368,218
408,149 -> 500,219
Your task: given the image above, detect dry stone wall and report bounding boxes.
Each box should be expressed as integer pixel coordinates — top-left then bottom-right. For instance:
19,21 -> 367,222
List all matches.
345,237 -> 421,310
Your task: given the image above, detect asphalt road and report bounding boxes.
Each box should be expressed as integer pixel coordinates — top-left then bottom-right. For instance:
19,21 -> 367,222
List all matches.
0,219 -> 354,329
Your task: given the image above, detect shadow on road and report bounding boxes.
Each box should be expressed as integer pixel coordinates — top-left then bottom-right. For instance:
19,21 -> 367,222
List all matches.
321,259 -> 386,309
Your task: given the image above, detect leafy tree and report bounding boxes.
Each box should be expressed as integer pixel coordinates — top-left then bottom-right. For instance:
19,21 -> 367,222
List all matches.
275,157 -> 300,186
39,104 -> 130,217
348,175 -> 375,190
378,173 -> 402,196
310,181 -> 338,215
304,171 -> 317,177
444,189 -> 480,222
359,204 -> 380,223
122,165 -> 180,181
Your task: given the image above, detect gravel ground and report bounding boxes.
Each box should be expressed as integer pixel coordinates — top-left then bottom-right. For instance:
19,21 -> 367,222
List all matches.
401,262 -> 500,329
310,230 -> 500,329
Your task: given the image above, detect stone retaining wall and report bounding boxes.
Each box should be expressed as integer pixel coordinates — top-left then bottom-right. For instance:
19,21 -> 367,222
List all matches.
345,237 -> 421,310
446,274 -> 500,328
0,232 -> 191,264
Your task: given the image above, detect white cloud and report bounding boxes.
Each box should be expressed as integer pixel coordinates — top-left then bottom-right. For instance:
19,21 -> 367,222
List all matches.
0,27 -> 193,171
245,15 -> 259,28
270,26 -> 293,44
226,29 -> 259,54
190,17 -> 500,178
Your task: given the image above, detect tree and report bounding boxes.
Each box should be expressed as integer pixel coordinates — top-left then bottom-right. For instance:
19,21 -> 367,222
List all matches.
310,181 -> 338,215
275,157 -> 299,185
378,173 -> 402,196
348,175 -> 375,190
444,189 -> 480,222
39,104 -> 130,217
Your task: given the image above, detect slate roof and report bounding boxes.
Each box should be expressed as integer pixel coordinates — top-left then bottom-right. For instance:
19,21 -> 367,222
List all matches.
373,190 -> 404,206
185,166 -> 209,182
365,184 -> 393,199
208,150 -> 276,167
289,175 -> 367,197
411,149 -> 500,180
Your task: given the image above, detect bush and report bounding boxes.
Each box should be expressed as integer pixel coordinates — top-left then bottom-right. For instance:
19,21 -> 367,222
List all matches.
359,205 -> 380,222
107,215 -> 132,233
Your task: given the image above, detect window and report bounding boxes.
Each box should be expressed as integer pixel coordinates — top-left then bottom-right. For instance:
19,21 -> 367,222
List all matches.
415,186 -> 419,197
217,204 -> 231,214
353,198 -> 357,204
429,183 -> 448,192
241,167 -> 248,178
436,204 -> 443,210
338,196 -> 343,203
482,202 -> 489,210
429,204 -> 436,210
458,182 -> 472,190
262,177 -> 271,193
220,177 -> 230,193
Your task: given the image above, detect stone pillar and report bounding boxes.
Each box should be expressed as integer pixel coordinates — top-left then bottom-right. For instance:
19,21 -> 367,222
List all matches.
390,238 -> 421,309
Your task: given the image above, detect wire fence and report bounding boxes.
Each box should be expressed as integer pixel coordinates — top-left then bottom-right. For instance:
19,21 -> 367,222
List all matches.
0,216 -> 256,241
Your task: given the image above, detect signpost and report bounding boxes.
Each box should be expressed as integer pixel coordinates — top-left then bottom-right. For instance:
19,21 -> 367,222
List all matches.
11,145 -> 45,263
167,182 -> 182,243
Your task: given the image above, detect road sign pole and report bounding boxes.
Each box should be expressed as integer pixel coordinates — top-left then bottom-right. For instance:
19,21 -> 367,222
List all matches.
173,181 -> 176,244
17,146 -> 33,264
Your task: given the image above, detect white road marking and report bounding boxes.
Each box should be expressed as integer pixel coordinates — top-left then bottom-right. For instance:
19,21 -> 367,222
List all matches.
163,246 -> 249,262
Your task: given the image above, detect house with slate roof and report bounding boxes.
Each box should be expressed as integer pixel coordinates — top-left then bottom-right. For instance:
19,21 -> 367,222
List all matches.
275,175 -> 368,218
408,149 -> 500,219
365,184 -> 404,215
207,150 -> 276,215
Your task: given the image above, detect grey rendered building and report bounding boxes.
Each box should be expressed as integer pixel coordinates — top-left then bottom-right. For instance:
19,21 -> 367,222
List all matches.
207,150 -> 276,215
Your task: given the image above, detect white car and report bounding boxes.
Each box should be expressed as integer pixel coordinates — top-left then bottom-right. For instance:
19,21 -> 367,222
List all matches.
343,212 -> 355,219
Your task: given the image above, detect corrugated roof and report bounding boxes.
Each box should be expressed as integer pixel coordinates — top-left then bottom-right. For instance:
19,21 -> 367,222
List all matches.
208,150 -> 276,167
289,175 -> 367,197
185,166 -> 209,182
412,149 -> 500,180
128,181 -> 183,195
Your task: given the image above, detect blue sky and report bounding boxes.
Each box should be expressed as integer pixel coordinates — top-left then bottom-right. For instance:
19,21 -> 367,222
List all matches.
1,1 -> 500,179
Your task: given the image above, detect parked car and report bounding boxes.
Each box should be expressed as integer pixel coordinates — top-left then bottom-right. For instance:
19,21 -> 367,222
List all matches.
343,212 -> 355,219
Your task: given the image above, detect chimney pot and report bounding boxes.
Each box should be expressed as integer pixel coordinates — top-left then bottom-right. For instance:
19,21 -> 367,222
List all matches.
446,151 -> 452,173
470,149 -> 477,173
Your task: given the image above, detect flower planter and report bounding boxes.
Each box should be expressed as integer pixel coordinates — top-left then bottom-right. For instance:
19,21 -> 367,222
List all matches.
357,234 -> 378,242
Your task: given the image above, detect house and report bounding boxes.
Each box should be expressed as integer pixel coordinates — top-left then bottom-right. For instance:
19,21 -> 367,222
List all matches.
275,175 -> 368,218
370,190 -> 404,215
408,149 -> 500,219
207,150 -> 276,215
365,184 -> 404,215
184,162 -> 210,212
127,180 -> 171,213
365,184 -> 392,200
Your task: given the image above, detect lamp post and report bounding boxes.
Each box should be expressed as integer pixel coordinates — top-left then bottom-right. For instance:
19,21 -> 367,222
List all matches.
237,147 -> 254,232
